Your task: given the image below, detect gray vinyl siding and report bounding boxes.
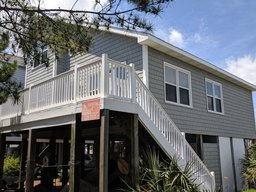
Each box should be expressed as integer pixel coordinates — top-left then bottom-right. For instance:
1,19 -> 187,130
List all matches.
26,32 -> 143,86
148,47 -> 256,139
12,65 -> 25,88
57,52 -> 70,75
69,32 -> 142,72
203,143 -> 221,189
25,50 -> 55,87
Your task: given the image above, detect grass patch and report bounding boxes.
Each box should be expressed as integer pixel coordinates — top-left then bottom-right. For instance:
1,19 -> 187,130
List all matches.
243,189 -> 256,192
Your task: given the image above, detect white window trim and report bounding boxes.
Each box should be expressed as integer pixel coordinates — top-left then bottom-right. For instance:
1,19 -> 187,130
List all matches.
205,78 -> 224,115
164,62 -> 193,108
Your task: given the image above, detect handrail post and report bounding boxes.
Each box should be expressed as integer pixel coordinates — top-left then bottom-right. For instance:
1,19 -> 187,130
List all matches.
210,171 -> 215,191
51,79 -> 55,105
181,132 -> 186,162
0,104 -> 2,122
73,65 -> 77,103
27,84 -> 32,114
101,54 -> 109,98
129,63 -> 136,103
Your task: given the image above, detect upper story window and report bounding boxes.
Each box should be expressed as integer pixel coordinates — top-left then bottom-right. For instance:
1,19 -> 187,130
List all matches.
33,44 -> 48,68
205,78 -> 224,114
164,63 -> 192,107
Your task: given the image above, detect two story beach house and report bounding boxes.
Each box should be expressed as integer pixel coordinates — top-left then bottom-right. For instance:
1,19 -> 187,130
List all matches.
0,28 -> 255,192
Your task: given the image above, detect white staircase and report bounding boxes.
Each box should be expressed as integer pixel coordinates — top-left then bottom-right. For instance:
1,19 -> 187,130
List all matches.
0,54 -> 215,191
135,75 -> 215,191
104,54 -> 215,190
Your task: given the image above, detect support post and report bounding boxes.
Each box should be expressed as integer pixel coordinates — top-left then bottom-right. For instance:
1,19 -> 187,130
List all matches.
48,137 -> 56,189
19,137 -> 28,190
0,134 -> 6,189
62,138 -> 69,188
99,109 -> 109,192
101,54 -> 109,98
130,114 -> 139,187
25,129 -> 37,192
69,118 -> 82,192
80,138 -> 85,177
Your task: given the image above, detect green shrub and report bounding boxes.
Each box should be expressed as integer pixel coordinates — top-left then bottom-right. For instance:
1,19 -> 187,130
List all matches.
4,155 -> 20,176
242,190 -> 256,192
121,147 -> 200,192
242,144 -> 256,187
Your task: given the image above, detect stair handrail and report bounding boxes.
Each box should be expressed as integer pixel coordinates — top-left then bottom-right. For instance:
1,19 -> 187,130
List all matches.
134,74 -> 215,190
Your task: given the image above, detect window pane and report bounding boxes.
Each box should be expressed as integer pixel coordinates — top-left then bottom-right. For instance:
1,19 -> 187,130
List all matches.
179,88 -> 189,105
179,71 -> 189,88
214,85 -> 221,98
206,82 -> 213,95
41,49 -> 48,64
34,53 -> 40,68
166,84 -> 177,102
215,98 -> 222,113
207,96 -> 214,111
165,66 -> 176,84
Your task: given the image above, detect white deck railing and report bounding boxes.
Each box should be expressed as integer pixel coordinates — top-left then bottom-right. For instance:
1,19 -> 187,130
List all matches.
0,54 -> 215,191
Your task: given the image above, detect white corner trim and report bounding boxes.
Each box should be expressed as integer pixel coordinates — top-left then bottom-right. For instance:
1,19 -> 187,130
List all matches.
24,64 -> 28,88
142,45 -> 149,87
53,54 -> 57,77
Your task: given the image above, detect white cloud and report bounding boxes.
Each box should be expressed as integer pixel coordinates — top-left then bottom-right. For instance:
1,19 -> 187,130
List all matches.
191,33 -> 202,43
225,55 -> 256,84
156,26 -> 217,50
168,28 -> 185,48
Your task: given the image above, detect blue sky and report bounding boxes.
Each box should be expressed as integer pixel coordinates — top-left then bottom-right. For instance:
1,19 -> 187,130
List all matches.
151,0 -> 256,117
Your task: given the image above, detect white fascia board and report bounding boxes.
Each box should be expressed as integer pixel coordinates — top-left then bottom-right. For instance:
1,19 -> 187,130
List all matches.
137,35 -> 256,91
99,26 -> 146,39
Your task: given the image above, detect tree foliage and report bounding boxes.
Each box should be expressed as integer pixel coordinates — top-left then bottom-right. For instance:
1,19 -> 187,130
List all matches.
0,0 -> 172,64
0,34 -> 21,104
0,0 -> 172,104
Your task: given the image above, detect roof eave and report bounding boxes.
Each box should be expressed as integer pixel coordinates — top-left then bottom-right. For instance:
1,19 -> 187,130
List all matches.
137,35 -> 256,92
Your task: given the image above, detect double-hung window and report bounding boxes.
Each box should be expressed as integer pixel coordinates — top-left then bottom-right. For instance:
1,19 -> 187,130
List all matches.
164,63 -> 192,107
33,44 -> 48,68
205,79 -> 224,114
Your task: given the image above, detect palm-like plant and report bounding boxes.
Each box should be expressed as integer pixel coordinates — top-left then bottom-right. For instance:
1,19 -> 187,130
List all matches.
242,144 -> 256,187
121,147 -> 200,192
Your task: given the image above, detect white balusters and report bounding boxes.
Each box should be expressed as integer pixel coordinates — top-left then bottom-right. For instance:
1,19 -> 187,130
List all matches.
77,59 -> 101,100
108,59 -> 132,100
135,75 -> 215,191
